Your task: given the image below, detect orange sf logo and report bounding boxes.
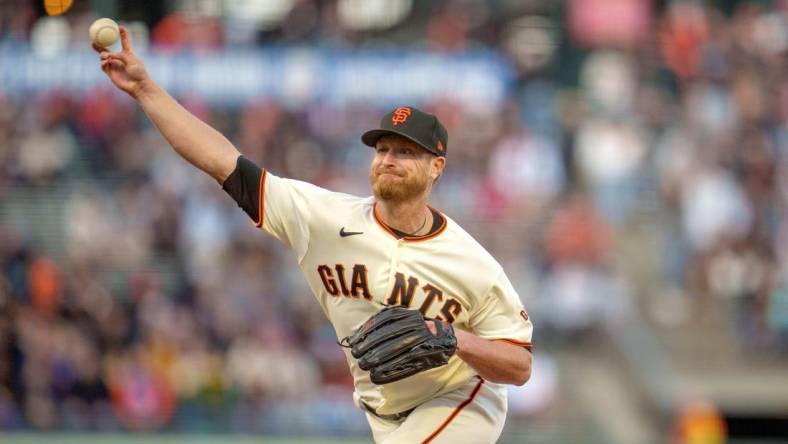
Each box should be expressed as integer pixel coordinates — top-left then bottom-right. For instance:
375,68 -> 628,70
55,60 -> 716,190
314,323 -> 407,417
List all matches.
391,107 -> 412,126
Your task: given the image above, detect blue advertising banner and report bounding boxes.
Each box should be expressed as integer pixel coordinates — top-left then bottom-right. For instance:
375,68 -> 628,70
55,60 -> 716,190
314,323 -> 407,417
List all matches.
0,44 -> 515,108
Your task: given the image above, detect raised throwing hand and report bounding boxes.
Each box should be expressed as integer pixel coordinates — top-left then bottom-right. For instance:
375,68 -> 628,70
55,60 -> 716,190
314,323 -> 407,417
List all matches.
93,26 -> 151,99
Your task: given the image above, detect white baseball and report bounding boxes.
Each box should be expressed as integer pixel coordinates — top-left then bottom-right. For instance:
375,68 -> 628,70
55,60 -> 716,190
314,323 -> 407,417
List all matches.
89,18 -> 119,48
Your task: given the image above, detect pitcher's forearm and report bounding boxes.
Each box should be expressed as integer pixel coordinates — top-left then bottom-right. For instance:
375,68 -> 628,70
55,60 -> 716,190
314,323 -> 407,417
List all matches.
135,80 -> 240,183
455,329 -> 532,385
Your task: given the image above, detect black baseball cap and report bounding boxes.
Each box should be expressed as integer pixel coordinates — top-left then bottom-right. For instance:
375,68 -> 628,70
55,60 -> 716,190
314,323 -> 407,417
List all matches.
362,106 -> 448,157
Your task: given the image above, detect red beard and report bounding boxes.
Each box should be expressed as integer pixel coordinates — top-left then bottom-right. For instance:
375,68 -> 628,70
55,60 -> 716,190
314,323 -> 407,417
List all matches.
370,168 -> 430,203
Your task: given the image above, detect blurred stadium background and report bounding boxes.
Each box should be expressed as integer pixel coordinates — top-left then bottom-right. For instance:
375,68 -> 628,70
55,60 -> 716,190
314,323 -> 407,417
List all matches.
1,0 -> 787,443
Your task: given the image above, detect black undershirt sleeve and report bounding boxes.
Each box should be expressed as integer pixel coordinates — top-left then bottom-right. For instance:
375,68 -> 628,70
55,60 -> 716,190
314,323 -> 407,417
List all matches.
222,155 -> 263,224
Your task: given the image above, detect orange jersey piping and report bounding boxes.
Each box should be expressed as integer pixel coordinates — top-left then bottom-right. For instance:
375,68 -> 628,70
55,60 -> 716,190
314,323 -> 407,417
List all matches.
254,169 -> 267,228
420,377 -> 485,444
494,338 -> 533,350
372,203 -> 447,242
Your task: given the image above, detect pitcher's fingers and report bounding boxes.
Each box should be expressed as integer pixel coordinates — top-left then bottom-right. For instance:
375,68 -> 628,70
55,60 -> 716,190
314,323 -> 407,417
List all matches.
102,59 -> 125,71
119,26 -> 133,53
107,53 -> 128,64
109,51 -> 132,64
92,43 -> 109,54
100,57 -> 123,69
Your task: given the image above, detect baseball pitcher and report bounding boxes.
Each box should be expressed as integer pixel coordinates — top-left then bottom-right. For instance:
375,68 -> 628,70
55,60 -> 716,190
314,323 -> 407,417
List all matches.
94,28 -> 533,444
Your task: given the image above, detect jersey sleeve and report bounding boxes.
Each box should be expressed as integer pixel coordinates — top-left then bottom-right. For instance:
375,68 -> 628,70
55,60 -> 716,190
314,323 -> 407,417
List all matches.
257,172 -> 325,262
467,269 -> 533,350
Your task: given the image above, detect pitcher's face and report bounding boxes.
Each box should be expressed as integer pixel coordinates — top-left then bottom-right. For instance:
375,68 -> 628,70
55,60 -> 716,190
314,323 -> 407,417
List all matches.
369,136 -> 437,203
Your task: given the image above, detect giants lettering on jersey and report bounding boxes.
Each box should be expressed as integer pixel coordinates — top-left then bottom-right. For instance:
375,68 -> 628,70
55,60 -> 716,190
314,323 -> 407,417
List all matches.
317,265 -> 464,323
317,264 -> 372,299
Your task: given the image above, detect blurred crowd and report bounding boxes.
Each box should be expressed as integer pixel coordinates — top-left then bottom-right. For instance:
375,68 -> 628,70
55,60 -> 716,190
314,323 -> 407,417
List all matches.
1,0 -> 787,434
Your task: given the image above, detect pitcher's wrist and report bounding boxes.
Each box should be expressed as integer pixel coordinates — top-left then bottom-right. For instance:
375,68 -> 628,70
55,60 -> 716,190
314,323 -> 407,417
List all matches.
132,78 -> 158,101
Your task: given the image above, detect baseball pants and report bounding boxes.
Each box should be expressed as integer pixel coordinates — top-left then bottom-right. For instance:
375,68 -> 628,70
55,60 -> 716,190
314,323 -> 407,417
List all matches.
364,376 -> 507,444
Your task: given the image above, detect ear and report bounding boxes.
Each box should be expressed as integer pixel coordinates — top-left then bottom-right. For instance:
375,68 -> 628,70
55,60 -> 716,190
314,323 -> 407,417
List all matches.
431,156 -> 446,182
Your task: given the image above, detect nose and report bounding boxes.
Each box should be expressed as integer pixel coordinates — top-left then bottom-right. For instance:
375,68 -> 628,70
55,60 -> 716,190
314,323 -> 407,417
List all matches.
379,150 -> 397,167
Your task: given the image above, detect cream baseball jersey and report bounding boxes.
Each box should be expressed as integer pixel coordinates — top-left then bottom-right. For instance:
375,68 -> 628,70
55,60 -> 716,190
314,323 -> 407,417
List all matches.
251,170 -> 533,415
